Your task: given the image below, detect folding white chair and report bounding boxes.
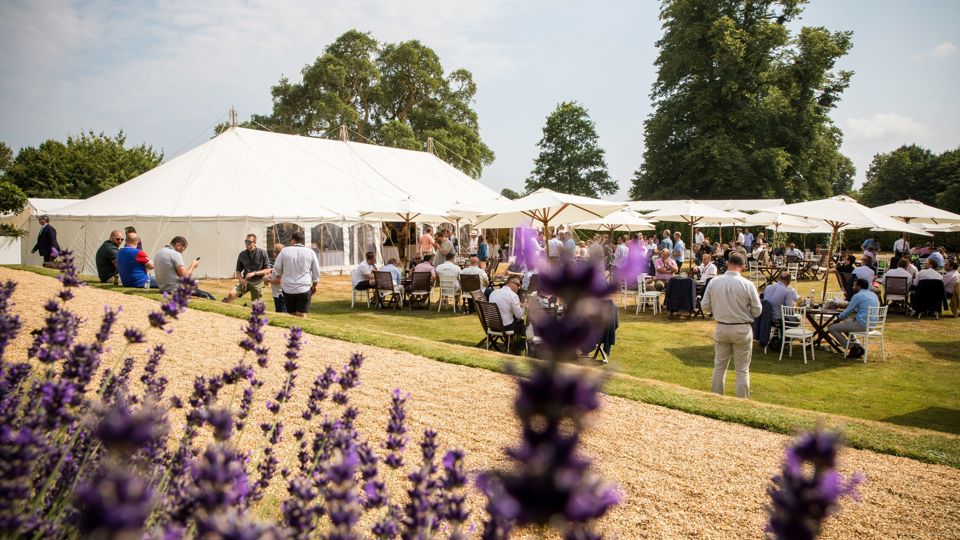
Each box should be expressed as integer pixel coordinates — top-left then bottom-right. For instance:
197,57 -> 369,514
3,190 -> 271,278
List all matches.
786,262 -> 800,282
437,275 -> 460,313
749,261 -> 763,287
845,305 -> 888,363
351,287 -> 371,309
637,275 -> 661,315
779,305 -> 815,364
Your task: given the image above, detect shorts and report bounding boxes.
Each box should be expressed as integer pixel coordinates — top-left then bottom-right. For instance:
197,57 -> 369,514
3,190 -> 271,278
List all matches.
284,291 -> 311,314
234,280 -> 264,300
354,281 -> 373,291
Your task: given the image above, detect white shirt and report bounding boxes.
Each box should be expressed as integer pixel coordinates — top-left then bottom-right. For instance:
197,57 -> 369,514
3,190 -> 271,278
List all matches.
944,269 -> 959,294
893,238 -> 909,253
905,263 -> 919,278
460,265 -> 489,288
917,268 -> 943,282
701,271 -> 762,324
694,231 -> 704,245
468,237 -> 479,254
436,261 -> 462,290
548,237 -> 563,257
351,261 -> 375,286
489,286 -> 523,325
697,262 -> 717,284
852,265 -> 875,284
737,232 -> 745,244
882,267 -> 912,289
614,244 -> 629,267
785,248 -> 804,259
273,244 -> 320,294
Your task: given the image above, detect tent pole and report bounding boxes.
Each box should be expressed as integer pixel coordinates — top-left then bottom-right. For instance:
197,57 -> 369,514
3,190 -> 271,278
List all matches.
821,224 -> 839,303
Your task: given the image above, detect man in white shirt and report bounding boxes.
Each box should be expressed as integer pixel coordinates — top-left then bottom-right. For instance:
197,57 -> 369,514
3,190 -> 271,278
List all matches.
468,230 -> 479,255
882,259 -> 914,289
893,237 -> 909,255
460,256 -> 490,288
785,243 -> 804,259
701,253 -> 762,399
613,236 -> 630,271
695,253 -> 718,285
351,251 -> 377,292
489,275 -> 525,337
272,231 -> 321,317
547,235 -> 564,259
695,229 -> 704,245
944,261 -> 959,317
435,252 -> 463,291
916,258 -> 944,283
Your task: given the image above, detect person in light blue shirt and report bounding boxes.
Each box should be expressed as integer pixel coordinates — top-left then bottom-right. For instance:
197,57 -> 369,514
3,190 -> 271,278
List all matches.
828,278 -> 880,347
380,258 -> 403,286
743,230 -> 754,251
659,229 -> 673,252
927,248 -> 945,269
672,232 -> 685,265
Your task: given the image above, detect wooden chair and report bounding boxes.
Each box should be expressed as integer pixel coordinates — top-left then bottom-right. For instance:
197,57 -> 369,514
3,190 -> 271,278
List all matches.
477,300 -> 516,352
490,262 -> 510,285
374,271 -> 401,310
836,270 -> 855,301
460,273 -> 483,311
485,257 -> 500,281
883,275 -> 909,314
694,277 -> 712,318
406,271 -> 433,310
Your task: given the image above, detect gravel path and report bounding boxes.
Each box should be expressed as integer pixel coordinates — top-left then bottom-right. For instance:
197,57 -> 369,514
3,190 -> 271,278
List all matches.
3,267 -> 959,539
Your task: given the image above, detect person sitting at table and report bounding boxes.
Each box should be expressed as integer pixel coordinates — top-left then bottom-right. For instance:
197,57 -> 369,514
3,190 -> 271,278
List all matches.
944,260 -> 959,317
576,240 -> 588,259
694,253 -> 717,285
461,256 -> 490,288
785,243 -> 803,259
755,232 -> 766,247
436,252 -> 462,292
351,251 -> 377,292
489,275 -> 525,343
916,258 -> 943,284
852,256 -> 876,285
653,248 -> 678,291
927,247 -> 946,269
828,278 -> 880,350
521,265 -> 539,292
772,242 -> 786,258
763,271 -> 800,323
882,258 -> 914,289
904,257 -> 919,281
381,257 -> 403,286
414,253 -> 437,280
752,243 -> 768,264
912,242 -> 934,257
836,255 -> 857,274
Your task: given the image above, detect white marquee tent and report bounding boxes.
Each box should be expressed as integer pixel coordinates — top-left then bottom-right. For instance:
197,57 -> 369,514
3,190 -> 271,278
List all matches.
37,127 -> 504,278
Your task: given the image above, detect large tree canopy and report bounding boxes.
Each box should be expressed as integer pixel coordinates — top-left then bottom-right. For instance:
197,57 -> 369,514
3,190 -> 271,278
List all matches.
859,144 -> 960,215
630,0 -> 855,202
240,30 -> 494,178
6,131 -> 162,199
526,102 -> 617,198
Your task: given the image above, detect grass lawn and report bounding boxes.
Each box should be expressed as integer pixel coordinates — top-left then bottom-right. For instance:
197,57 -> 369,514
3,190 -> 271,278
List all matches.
8,264 -> 960,467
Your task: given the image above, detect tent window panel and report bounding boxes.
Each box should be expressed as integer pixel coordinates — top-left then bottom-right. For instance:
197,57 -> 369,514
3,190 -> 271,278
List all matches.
310,224 -> 345,267
266,222 -> 304,260
348,224 -> 377,265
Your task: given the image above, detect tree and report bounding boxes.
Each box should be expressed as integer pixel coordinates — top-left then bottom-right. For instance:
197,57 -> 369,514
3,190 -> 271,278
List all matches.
243,30 -> 494,178
0,181 -> 28,237
631,0 -> 854,202
6,131 -> 162,199
526,102 -> 617,198
859,144 -> 960,214
500,188 -> 523,200
0,142 -> 12,176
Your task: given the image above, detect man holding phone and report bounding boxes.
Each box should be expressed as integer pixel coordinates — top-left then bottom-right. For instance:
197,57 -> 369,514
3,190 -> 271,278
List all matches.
154,236 -> 214,299
224,233 -> 272,304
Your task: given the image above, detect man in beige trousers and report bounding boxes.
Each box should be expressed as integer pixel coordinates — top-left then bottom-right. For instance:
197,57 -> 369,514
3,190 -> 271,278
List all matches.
701,253 -> 762,398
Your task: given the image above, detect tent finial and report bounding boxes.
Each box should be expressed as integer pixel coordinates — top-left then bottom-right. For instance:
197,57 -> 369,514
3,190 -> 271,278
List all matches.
228,106 -> 238,128
339,125 -> 349,142
426,137 -> 435,155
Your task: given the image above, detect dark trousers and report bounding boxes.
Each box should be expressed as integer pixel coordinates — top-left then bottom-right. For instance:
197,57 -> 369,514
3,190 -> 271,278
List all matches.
273,293 -> 286,313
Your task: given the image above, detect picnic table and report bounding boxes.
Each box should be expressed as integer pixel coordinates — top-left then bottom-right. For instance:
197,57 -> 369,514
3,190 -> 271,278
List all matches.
805,306 -> 844,354
798,258 -> 821,279
755,265 -> 785,289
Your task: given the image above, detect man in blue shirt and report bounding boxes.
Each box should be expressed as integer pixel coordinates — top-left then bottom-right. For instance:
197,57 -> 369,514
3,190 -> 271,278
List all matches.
927,247 -> 945,269
659,229 -> 673,253
743,229 -> 754,251
828,278 -> 880,348
672,231 -> 685,266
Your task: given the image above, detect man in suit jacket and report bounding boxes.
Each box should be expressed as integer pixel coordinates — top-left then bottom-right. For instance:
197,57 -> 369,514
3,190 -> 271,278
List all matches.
31,215 -> 60,263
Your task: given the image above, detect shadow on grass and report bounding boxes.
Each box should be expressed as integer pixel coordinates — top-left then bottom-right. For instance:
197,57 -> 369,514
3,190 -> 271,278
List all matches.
665,344 -> 858,375
883,407 -> 960,435
914,341 -> 960,362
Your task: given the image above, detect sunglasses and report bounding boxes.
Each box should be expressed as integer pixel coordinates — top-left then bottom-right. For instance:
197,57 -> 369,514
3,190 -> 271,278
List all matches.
244,240 -> 255,244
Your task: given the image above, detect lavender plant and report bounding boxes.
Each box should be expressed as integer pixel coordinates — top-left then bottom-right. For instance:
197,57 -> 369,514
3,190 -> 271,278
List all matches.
478,256 -> 621,540
766,429 -> 863,540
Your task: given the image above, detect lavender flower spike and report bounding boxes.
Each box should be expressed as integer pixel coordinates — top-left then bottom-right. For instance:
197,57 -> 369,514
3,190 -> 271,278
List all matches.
766,429 -> 863,540
383,388 -> 409,469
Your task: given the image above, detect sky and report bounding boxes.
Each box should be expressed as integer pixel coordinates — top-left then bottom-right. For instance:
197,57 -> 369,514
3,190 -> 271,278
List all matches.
1,0 -> 958,201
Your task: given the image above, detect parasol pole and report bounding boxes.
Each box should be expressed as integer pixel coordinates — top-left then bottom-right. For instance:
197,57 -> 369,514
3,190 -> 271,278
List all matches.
689,217 -> 696,271
820,221 -> 842,303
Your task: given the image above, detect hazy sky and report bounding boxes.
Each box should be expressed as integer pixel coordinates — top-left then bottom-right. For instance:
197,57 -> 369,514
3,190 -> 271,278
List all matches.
1,0 -> 957,200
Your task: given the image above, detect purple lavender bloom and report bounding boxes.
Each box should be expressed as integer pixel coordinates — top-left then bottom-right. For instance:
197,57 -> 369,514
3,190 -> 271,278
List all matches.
441,449 -> 471,529
240,300 -> 268,352
190,444 -> 251,511
195,509 -> 285,540
38,379 -> 78,430
766,429 -> 862,540
95,305 -> 120,344
303,367 -> 337,421
383,389 -> 409,469
73,466 -> 152,539
207,408 -> 235,442
56,249 -> 84,291
28,298 -> 81,364
92,399 -> 169,454
148,277 -> 195,331
371,506 -> 401,540
514,227 -> 543,270
324,446 -> 362,540
123,327 -> 145,344
538,259 -> 617,303
282,475 -> 320,540
0,281 -> 23,359
0,426 -> 41,531
236,387 -> 254,431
